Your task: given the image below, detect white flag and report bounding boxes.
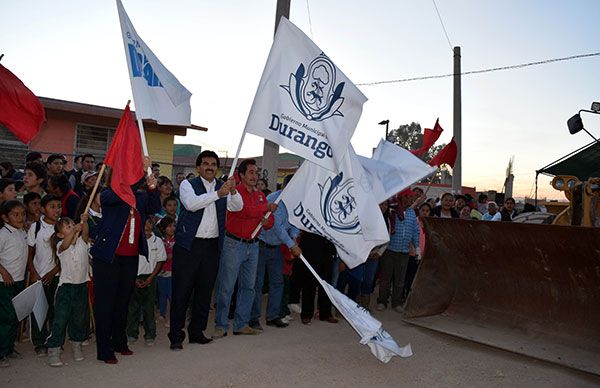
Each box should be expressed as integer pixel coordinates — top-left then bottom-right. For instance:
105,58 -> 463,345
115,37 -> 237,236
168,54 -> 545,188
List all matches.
244,17 -> 367,172
358,139 -> 437,203
280,146 -> 389,268
12,280 -> 48,327
117,0 -> 192,126
300,256 -> 412,362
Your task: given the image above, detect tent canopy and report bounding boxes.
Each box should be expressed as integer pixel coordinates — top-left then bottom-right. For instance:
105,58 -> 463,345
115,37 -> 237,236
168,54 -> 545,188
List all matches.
538,141 -> 600,180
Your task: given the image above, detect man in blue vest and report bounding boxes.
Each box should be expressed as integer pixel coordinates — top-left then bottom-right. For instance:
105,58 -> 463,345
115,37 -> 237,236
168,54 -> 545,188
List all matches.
168,150 -> 242,350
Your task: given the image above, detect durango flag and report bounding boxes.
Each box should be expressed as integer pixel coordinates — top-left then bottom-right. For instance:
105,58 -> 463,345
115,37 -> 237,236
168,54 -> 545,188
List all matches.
280,146 -> 388,268
117,0 -> 192,126
244,17 -> 367,172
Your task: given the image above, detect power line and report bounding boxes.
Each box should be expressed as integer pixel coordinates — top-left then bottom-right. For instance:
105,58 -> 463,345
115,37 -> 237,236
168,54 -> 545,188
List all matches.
357,51 -> 600,86
432,0 -> 453,52
306,0 -> 314,39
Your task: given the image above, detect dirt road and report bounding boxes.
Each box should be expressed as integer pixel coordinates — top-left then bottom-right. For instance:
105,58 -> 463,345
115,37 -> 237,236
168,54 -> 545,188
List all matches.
3,309 -> 598,387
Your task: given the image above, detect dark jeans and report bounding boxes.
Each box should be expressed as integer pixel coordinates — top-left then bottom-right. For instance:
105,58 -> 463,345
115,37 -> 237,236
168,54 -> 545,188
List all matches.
169,238 -> 219,343
126,275 -> 157,340
377,250 -> 409,308
402,256 -> 419,303
31,276 -> 58,347
0,281 -> 24,358
46,283 -> 88,348
93,255 -> 138,361
297,237 -> 335,321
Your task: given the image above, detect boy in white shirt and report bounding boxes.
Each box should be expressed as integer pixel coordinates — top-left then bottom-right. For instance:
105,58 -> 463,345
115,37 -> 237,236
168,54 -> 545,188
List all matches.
126,217 -> 166,346
0,201 -> 28,367
27,194 -> 62,356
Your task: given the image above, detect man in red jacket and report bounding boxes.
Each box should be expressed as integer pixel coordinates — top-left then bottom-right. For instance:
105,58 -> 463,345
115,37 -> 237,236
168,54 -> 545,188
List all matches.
213,159 -> 276,338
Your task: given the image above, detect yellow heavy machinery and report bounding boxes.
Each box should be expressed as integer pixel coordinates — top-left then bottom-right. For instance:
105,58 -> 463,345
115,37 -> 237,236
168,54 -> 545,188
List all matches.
403,175 -> 600,375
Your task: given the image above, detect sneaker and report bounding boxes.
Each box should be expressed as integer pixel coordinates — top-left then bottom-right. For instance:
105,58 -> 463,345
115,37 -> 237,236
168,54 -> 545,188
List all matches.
321,316 -> 339,324
127,336 -> 138,344
212,327 -> 228,339
35,346 -> 48,357
233,326 -> 261,335
0,357 -> 9,368
249,320 -> 264,331
266,318 -> 289,328
393,305 -> 404,314
71,341 -> 84,361
81,339 -> 90,346
284,314 -> 293,321
376,303 -> 386,311
288,304 -> 302,314
145,339 -> 155,347
47,347 -> 63,367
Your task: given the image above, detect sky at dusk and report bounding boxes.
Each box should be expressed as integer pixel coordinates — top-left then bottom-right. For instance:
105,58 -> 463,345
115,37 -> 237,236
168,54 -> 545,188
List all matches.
2,0 -> 599,199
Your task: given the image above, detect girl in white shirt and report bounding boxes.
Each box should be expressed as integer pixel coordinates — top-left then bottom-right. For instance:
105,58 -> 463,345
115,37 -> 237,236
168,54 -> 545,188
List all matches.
45,215 -> 90,367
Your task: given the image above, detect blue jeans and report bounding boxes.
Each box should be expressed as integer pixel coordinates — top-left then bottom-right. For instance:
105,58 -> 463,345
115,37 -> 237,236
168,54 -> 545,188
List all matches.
251,244 -> 284,322
214,236 -> 259,332
157,276 -> 172,317
336,264 -> 364,301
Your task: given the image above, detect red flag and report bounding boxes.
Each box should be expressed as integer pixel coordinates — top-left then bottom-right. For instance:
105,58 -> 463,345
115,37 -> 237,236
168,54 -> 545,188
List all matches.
0,64 -> 46,144
411,118 -> 444,157
105,104 -> 144,208
428,138 -> 458,168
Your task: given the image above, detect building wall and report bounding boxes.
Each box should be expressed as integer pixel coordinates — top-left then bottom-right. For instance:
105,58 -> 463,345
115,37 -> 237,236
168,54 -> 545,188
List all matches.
146,131 -> 174,178
30,112 -> 77,165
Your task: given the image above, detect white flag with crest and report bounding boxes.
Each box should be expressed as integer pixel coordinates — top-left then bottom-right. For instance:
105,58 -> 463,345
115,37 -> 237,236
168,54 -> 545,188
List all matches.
244,17 -> 367,172
117,0 -> 192,126
280,146 -> 389,268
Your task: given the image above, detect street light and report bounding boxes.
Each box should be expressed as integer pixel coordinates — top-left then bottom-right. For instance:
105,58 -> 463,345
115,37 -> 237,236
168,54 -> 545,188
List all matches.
378,120 -> 390,141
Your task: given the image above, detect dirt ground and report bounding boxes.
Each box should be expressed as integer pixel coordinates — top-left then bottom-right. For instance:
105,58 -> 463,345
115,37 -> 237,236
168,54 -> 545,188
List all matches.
2,306 -> 599,388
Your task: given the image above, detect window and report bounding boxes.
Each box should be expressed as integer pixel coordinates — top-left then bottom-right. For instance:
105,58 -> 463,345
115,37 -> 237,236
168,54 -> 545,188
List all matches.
75,123 -> 115,160
0,125 -> 29,169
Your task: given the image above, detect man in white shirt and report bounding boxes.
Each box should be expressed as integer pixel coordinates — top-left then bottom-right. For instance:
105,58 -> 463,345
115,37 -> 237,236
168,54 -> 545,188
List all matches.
168,150 -> 242,350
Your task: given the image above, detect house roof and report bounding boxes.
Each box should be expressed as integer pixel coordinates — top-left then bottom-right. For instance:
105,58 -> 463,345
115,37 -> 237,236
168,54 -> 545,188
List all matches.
39,97 -> 207,135
538,140 -> 600,180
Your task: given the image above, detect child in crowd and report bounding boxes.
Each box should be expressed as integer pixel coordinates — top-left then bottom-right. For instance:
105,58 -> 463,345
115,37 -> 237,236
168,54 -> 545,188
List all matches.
162,196 -> 179,221
127,217 -> 166,346
45,215 -> 91,367
23,192 -> 42,229
22,162 -> 47,197
157,216 -> 175,328
27,194 -> 62,356
0,179 -> 17,205
0,201 -> 28,367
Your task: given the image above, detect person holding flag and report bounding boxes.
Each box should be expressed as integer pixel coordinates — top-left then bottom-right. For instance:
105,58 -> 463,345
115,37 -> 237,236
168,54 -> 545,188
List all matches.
89,104 -> 160,364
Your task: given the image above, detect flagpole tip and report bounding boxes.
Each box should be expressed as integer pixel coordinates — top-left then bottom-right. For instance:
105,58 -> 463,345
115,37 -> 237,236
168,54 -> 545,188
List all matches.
126,99 -> 131,107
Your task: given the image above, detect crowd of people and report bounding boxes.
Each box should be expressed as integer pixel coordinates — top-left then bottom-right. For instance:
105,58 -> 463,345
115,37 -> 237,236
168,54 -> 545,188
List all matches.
0,150 -> 523,368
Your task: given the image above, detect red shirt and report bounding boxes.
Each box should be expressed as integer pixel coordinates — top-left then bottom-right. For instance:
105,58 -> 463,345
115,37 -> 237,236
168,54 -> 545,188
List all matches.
115,208 -> 141,256
161,236 -> 175,272
225,183 -> 274,239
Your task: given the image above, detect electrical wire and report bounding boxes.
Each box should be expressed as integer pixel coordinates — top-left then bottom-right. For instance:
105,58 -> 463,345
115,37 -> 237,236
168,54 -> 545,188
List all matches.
432,0 -> 453,52
357,51 -> 600,86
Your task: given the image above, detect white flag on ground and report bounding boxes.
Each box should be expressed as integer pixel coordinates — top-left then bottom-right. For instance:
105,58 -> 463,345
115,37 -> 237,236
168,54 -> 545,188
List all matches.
280,146 -> 389,268
244,17 -> 367,172
117,0 -> 192,126
358,139 -> 437,203
300,255 -> 412,362
12,280 -> 48,327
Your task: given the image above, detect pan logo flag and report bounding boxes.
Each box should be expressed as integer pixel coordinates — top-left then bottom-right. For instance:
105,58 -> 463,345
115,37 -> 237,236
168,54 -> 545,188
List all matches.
117,0 -> 192,126
245,17 -> 367,172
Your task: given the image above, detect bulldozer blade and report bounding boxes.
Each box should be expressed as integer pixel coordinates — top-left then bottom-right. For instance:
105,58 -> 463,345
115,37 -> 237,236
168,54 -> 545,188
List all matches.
403,218 -> 600,375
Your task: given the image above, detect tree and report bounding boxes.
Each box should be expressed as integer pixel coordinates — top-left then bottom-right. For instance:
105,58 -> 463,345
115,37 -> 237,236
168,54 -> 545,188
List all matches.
387,122 -> 450,183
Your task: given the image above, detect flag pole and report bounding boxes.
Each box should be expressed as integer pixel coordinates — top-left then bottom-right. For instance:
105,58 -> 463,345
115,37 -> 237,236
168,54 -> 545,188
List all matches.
80,100 -> 129,222
228,130 -> 247,178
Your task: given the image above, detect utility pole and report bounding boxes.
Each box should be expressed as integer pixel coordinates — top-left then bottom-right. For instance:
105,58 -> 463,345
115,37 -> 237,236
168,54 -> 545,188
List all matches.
452,46 -> 462,194
261,0 -> 290,192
